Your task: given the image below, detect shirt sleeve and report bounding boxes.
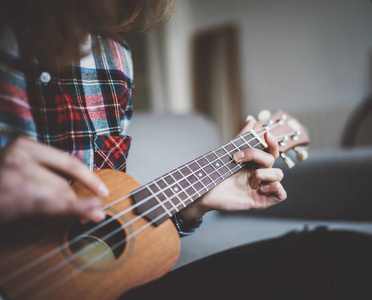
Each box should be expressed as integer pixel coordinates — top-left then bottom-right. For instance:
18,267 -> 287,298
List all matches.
171,213 -> 203,237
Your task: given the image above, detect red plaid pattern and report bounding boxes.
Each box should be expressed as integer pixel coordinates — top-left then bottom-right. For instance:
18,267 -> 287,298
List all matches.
94,135 -> 132,171
0,27 -> 134,172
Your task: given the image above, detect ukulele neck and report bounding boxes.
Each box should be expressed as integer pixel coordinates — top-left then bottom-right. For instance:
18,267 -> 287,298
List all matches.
131,130 -> 267,226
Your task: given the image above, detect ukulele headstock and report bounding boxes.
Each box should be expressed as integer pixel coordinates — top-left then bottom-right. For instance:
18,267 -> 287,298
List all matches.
253,110 -> 310,168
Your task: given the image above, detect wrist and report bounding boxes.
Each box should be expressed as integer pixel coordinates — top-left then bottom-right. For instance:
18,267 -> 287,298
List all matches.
172,213 -> 203,237
178,200 -> 209,221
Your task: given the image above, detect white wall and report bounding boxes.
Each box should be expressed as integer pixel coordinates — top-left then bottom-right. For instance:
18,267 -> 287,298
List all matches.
150,0 -> 372,149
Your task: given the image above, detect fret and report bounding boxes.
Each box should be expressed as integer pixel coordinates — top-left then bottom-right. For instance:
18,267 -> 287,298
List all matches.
177,166 -> 201,199
172,170 -> 184,181
224,143 -> 235,153
192,181 -> 207,195
205,152 -> 225,177
155,179 -> 167,190
177,191 -> 190,206
179,165 -> 192,177
230,141 -> 242,156
205,163 -> 223,182
205,152 -> 218,165
132,129 -> 271,227
188,161 -> 199,171
194,159 -> 216,190
185,186 -> 200,200
240,133 -> 255,148
163,175 -> 175,186
154,180 -> 179,213
184,175 -> 201,197
131,187 -> 168,226
233,137 -> 245,148
214,148 -> 228,160
195,156 -> 209,167
220,146 -> 235,166
241,134 -> 261,148
186,173 -> 198,184
151,182 -> 177,213
212,149 -> 232,176
169,173 -> 187,208
161,178 -> 187,210
203,153 -> 216,167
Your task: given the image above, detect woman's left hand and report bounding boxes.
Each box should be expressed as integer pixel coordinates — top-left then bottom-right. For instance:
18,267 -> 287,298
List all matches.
179,120 -> 287,221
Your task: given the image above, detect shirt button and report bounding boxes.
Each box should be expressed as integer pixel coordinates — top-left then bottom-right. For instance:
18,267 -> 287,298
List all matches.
40,72 -> 51,84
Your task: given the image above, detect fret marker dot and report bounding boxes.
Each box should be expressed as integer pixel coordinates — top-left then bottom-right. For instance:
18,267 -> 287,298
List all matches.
174,187 -> 179,192
216,163 -> 220,167
198,173 -> 203,177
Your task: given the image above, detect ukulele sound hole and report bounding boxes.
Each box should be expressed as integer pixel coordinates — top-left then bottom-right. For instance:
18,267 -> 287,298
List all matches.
67,216 -> 126,267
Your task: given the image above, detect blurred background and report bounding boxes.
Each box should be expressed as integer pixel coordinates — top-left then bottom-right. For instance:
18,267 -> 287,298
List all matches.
125,0 -> 372,268
126,0 -> 372,149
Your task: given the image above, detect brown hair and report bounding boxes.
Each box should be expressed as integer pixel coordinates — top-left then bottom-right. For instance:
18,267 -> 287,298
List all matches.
0,0 -> 177,69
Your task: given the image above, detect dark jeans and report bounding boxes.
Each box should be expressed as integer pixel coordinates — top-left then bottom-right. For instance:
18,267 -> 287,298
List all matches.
121,227 -> 372,299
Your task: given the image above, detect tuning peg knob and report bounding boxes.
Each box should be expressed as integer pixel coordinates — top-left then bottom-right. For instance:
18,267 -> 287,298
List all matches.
281,153 -> 295,169
295,149 -> 309,162
245,115 -> 257,123
258,110 -> 272,121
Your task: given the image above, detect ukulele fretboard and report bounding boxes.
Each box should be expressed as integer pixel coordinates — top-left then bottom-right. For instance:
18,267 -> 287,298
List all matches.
131,131 -> 266,226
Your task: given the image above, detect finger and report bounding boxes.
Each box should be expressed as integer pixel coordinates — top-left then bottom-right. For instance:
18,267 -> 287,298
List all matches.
27,182 -> 105,222
22,162 -> 105,222
250,168 -> 284,189
264,132 -> 280,159
70,198 -> 106,223
237,119 -> 256,136
233,147 -> 275,168
19,138 -> 109,198
260,181 -> 287,201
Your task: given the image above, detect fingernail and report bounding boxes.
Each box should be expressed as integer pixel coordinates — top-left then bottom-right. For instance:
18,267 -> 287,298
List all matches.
92,208 -> 106,222
98,182 -> 110,197
266,132 -> 275,142
261,185 -> 270,192
234,151 -> 245,162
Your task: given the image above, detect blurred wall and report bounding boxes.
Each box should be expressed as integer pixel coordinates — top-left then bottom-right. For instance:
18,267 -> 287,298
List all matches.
145,0 -> 372,149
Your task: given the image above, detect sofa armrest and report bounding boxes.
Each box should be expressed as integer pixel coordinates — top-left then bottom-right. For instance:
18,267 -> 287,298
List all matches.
241,147 -> 372,221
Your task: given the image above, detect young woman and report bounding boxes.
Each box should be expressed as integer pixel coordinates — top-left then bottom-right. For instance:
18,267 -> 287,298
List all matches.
0,0 -> 285,232
4,1 -> 367,299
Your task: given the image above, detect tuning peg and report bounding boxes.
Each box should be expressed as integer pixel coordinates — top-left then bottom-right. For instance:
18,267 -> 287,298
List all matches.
258,110 -> 272,121
281,153 -> 295,169
295,149 -> 309,162
245,115 -> 257,123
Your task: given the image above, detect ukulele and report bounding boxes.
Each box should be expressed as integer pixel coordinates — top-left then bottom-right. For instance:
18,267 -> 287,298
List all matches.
0,110 -> 310,300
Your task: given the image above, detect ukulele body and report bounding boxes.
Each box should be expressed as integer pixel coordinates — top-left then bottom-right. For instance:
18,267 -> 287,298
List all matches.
0,110 -> 311,300
0,169 -> 180,300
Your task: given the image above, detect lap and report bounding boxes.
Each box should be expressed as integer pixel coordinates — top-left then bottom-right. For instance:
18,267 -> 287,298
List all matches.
121,227 -> 372,299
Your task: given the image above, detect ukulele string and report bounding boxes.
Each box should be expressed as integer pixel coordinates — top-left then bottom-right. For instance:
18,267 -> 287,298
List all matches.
28,140 -> 265,300
4,125 -> 282,296
1,126 -> 276,288
3,125 -> 286,275
0,125 -> 273,278
10,146 -> 256,300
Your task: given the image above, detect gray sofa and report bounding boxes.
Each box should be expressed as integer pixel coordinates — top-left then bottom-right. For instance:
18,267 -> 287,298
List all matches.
126,112 -> 372,269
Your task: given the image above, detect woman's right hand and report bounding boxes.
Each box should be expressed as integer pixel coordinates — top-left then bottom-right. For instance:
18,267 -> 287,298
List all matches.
0,137 -> 108,223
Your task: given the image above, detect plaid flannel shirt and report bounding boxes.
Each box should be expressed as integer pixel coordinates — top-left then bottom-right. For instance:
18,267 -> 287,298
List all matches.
0,30 -> 133,171
0,25 -> 201,236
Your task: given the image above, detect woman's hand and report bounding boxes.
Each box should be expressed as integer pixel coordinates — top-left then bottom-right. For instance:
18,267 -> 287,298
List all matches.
0,137 -> 108,223
179,120 -> 287,221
